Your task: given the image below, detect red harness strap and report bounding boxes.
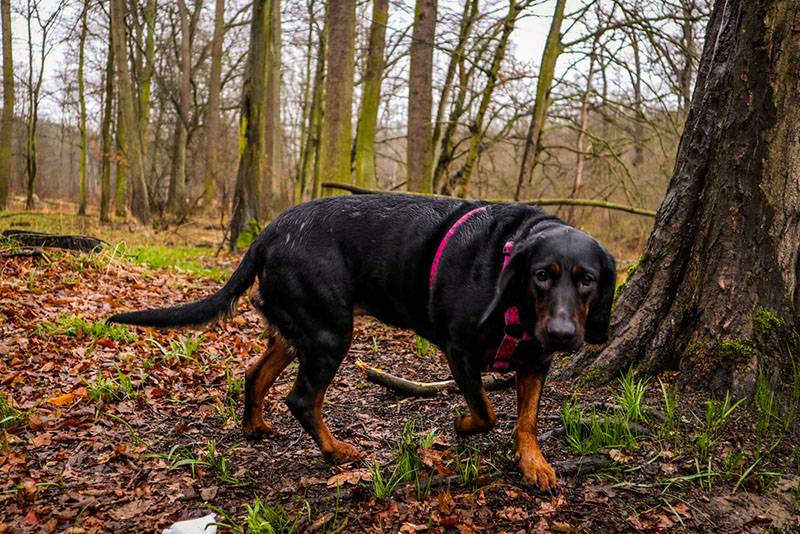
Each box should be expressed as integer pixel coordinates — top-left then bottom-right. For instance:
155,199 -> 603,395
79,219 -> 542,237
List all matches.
429,209 -> 531,371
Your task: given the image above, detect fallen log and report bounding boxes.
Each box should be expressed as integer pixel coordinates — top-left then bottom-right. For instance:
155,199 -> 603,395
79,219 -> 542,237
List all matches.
0,247 -> 44,259
2,230 -> 107,253
355,360 -> 514,397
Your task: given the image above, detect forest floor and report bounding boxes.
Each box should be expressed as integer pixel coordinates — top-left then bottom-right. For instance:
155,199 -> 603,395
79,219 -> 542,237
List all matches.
1,210 -> 799,533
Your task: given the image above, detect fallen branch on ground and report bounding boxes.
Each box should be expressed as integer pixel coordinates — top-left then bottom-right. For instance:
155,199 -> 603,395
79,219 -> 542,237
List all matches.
2,230 -> 108,253
322,182 -> 656,218
553,454 -> 614,476
355,360 -> 514,397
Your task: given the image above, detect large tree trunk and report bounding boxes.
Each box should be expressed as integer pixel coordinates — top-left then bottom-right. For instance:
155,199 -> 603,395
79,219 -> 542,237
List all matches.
307,6 -> 327,200
0,0 -> 13,210
111,0 -> 150,224
264,0 -> 282,210
168,0 -> 191,216
230,0 -> 272,249
203,0 -> 224,211
114,104 -> 127,217
294,0 -> 319,202
136,0 -> 155,179
560,0 -> 800,397
513,0 -> 565,201
319,0 -> 356,195
99,25 -> 114,223
77,0 -> 89,216
406,0 -> 436,193
353,0 -> 388,189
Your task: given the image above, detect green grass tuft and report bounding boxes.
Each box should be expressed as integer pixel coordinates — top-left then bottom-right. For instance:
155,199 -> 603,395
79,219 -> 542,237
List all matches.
37,314 -> 137,342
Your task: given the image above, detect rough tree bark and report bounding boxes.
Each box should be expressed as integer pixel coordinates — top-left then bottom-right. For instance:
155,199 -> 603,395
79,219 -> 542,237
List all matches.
353,0 -> 388,189
111,0 -> 150,224
77,0 -> 89,216
319,0 -> 356,195
406,0 -> 436,193
230,0 -> 271,249
0,0 -> 13,210
559,0 -> 800,397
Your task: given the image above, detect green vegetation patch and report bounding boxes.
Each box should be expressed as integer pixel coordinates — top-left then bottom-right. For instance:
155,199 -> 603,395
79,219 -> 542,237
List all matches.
753,307 -> 785,334
124,245 -> 228,281
38,314 -> 137,342
716,338 -> 757,364
0,395 -> 27,430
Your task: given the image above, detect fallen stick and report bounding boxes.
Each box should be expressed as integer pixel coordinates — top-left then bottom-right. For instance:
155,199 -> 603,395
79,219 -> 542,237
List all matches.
355,360 -> 515,397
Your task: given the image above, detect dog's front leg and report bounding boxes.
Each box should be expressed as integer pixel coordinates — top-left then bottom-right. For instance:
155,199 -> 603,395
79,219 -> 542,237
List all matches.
515,365 -> 557,491
446,350 -> 497,436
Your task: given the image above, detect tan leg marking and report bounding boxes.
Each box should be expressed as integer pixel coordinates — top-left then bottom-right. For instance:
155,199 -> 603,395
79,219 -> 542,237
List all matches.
242,333 -> 295,440
516,369 -> 557,491
307,386 -> 364,464
454,389 -> 497,436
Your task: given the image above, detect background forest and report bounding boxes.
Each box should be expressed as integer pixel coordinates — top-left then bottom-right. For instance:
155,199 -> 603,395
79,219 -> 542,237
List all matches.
0,0 -> 707,250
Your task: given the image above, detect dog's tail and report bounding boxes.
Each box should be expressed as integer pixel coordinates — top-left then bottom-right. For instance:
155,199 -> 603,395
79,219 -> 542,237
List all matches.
107,245 -> 260,328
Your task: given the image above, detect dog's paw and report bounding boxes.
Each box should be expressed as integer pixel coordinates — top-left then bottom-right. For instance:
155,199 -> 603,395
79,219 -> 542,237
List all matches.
242,420 -> 275,441
454,414 -> 495,436
325,440 -> 365,465
519,457 -> 558,493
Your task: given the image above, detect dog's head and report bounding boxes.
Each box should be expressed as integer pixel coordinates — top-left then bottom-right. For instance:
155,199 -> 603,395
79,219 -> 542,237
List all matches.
479,226 -> 616,353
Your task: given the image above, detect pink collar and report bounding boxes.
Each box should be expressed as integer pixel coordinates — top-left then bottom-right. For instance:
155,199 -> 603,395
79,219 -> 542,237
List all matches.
429,207 -> 486,290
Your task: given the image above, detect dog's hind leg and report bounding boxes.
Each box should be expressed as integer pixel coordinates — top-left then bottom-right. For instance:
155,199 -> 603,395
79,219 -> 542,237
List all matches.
242,330 -> 295,440
446,349 -> 497,436
285,330 -> 364,465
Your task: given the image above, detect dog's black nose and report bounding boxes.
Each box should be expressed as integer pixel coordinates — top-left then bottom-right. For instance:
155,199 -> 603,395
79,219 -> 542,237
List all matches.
547,318 -> 576,343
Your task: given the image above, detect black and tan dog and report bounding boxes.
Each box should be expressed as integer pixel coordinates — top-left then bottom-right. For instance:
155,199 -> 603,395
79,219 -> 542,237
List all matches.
108,195 -> 615,490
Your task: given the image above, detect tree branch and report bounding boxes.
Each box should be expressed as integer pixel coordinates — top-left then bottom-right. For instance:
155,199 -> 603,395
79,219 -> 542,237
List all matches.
355,360 -> 514,397
322,182 -> 657,218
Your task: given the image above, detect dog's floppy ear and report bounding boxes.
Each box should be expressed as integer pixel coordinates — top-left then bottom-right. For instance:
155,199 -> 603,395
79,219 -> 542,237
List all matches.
584,248 -> 616,344
478,250 -> 527,328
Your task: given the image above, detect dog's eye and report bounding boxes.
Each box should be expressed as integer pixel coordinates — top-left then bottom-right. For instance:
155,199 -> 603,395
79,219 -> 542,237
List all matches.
580,273 -> 596,286
534,270 -> 549,283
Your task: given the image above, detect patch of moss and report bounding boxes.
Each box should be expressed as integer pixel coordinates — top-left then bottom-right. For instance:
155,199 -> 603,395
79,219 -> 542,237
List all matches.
578,366 -> 605,387
753,307 -> 785,334
612,254 -> 648,309
557,354 -> 572,369
716,339 -> 757,365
